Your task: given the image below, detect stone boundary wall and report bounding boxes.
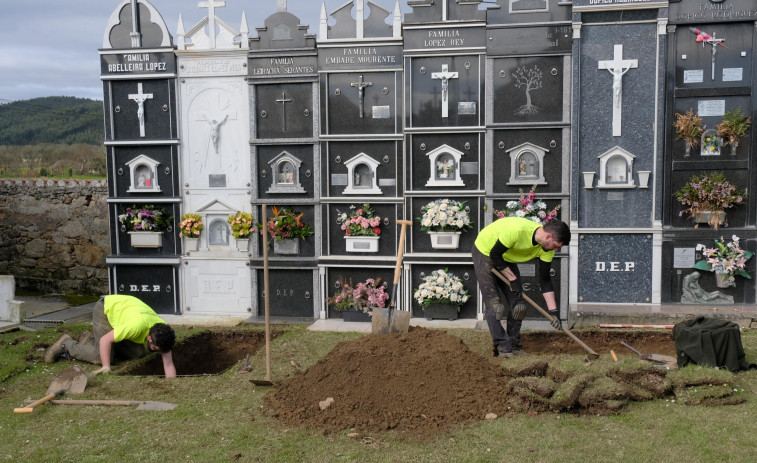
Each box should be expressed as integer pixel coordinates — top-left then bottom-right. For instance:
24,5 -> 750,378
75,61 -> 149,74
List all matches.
0,178 -> 110,295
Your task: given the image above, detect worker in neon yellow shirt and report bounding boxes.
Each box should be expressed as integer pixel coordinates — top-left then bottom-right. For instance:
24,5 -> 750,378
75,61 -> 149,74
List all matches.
45,295 -> 177,378
472,217 -> 570,358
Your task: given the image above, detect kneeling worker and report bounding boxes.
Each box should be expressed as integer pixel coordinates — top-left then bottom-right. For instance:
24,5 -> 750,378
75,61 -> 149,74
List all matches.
45,294 -> 176,378
472,217 -> 570,358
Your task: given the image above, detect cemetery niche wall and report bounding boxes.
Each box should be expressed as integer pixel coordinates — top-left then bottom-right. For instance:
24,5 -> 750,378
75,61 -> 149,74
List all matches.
97,0 -> 756,321
101,0 -> 181,314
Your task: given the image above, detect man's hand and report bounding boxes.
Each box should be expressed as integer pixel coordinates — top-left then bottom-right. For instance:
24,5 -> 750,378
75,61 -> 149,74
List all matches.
548,310 -> 561,330
90,365 -> 111,377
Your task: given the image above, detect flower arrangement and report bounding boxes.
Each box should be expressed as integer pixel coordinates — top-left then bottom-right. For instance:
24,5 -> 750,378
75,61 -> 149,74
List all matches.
328,277 -> 390,313
674,172 -> 746,228
339,203 -> 382,237
118,205 -> 171,232
717,107 -> 751,149
259,206 -> 314,242
178,213 -> 203,238
493,185 -> 561,225
417,199 -> 473,233
227,211 -> 255,239
674,109 -> 704,150
413,269 -> 471,309
701,130 -> 720,155
694,235 -> 754,287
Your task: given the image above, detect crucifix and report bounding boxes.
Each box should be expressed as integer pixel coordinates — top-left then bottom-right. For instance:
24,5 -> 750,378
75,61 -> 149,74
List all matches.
598,44 -> 637,137
198,0 -> 226,49
431,64 -> 458,118
350,75 -> 372,119
276,91 -> 293,132
690,27 -> 726,81
128,82 -> 153,138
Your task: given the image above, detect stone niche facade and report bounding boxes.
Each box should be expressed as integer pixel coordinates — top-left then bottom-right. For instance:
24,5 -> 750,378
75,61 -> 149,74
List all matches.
0,179 -> 110,295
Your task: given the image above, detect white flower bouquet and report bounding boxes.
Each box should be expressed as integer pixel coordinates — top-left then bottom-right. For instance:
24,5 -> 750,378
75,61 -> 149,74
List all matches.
417,199 -> 473,233
413,269 -> 471,309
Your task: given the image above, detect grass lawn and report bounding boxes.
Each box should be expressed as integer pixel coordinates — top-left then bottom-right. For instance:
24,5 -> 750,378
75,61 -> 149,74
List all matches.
1,323 -> 756,463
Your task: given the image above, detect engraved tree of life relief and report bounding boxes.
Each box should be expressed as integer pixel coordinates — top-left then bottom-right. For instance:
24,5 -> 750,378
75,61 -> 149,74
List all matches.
512,65 -> 543,116
192,91 -> 236,171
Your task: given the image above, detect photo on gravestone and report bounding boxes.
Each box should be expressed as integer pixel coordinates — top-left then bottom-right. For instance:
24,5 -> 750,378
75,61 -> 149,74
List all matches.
109,80 -> 175,140
326,202 -> 397,256
492,128 -> 563,194
257,145 -> 314,199
674,23 -> 752,89
408,56 -> 481,128
111,146 -> 177,198
323,72 -> 398,134
492,56 -> 564,124
255,83 -> 314,139
324,140 -> 398,197
409,134 -> 480,192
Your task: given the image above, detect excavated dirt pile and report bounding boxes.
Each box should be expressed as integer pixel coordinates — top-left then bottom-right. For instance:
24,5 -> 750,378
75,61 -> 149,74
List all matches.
267,327 -> 743,439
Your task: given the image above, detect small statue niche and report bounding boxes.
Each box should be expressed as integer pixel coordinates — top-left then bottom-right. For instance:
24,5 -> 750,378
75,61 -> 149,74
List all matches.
597,146 -> 636,189
207,218 -> 230,246
507,142 -> 547,186
700,129 -> 721,156
343,152 -> 381,195
126,154 -> 161,193
426,144 -> 465,187
267,151 -> 305,194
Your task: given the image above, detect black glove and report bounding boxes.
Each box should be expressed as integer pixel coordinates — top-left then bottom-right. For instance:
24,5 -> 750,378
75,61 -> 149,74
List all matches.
548,310 -> 561,330
509,278 -> 523,294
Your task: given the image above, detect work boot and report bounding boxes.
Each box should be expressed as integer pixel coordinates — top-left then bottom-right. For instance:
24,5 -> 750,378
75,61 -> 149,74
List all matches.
511,302 -> 528,321
78,330 -> 94,344
512,348 -> 527,357
44,334 -> 72,363
494,303 -> 509,321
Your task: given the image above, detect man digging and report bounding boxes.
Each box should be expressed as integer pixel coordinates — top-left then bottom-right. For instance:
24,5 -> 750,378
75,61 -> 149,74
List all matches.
472,217 -> 569,358
45,295 -> 177,378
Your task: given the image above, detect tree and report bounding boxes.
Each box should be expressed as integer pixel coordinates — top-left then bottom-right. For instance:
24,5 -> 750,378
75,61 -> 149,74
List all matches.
512,65 -> 543,116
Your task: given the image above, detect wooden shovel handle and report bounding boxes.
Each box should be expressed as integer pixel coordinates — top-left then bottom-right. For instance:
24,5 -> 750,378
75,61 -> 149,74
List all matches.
14,392 -> 58,414
491,269 -> 599,358
393,220 -> 413,285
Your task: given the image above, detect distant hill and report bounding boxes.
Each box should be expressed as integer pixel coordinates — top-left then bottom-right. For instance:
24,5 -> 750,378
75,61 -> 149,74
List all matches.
0,96 -> 103,145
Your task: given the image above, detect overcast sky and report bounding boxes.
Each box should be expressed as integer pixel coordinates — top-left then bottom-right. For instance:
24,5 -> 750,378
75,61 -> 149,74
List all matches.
0,0 -> 409,103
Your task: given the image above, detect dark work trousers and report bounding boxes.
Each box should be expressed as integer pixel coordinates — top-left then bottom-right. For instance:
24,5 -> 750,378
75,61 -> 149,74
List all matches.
62,298 -> 147,364
472,245 -> 524,354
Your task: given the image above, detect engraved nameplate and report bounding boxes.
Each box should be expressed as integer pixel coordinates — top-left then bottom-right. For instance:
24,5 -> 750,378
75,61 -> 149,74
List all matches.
607,192 -> 624,201
673,248 -> 695,269
378,178 -> 396,186
722,68 -> 743,82
331,174 -> 349,186
698,100 -> 725,117
460,162 -> 479,175
209,175 -> 226,188
517,264 -> 536,277
683,70 -> 703,84
458,102 -> 477,115
372,106 -> 391,118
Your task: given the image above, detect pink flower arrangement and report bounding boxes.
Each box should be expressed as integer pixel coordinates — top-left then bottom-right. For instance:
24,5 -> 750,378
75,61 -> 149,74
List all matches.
493,186 -> 561,225
328,277 -> 390,313
339,203 -> 382,237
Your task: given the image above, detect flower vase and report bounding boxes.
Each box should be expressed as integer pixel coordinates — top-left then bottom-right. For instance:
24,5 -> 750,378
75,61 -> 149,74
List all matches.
730,143 -> 738,157
428,231 -> 461,250
715,273 -> 732,289
423,302 -> 459,321
274,238 -> 300,255
342,308 -> 371,322
128,231 -> 163,248
684,143 -> 691,158
694,211 -> 725,229
184,237 -> 199,252
345,236 -> 379,253
236,238 -> 250,252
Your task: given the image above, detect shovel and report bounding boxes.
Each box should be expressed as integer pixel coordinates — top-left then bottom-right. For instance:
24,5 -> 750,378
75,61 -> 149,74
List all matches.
492,269 -> 600,360
372,220 -> 412,334
24,399 -> 177,411
621,341 -> 678,367
14,365 -> 88,414
250,204 -> 273,386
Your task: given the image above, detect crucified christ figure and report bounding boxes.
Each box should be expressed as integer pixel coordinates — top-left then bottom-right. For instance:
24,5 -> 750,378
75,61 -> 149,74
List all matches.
204,114 -> 228,154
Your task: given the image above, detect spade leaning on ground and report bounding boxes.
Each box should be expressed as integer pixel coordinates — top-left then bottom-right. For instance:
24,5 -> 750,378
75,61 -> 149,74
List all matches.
45,295 -> 177,378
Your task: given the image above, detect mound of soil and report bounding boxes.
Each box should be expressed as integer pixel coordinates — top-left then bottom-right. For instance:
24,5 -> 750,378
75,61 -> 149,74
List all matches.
266,328 -> 691,439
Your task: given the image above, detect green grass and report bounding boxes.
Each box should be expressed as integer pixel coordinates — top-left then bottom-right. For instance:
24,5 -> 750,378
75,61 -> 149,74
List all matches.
2,324 -> 757,462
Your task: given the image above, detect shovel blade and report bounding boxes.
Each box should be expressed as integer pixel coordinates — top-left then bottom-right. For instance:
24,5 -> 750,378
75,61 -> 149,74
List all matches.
136,401 -> 177,411
47,365 -> 88,395
371,307 -> 410,334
